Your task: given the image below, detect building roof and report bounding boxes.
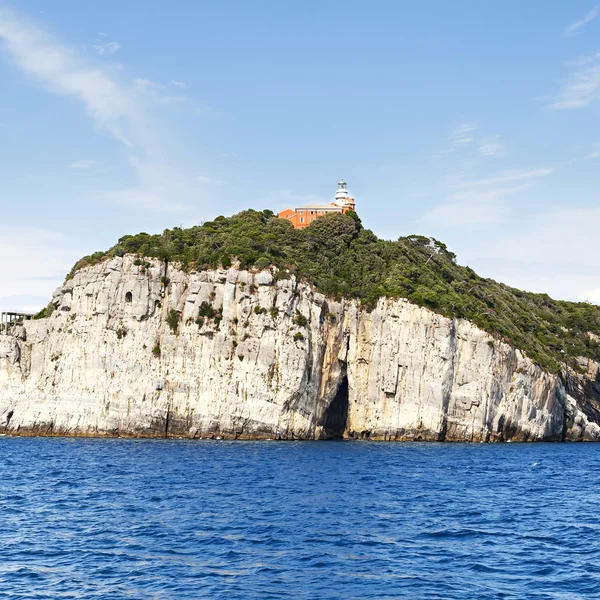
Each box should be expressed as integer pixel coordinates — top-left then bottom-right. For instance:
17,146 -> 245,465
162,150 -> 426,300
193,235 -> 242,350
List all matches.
294,203 -> 343,210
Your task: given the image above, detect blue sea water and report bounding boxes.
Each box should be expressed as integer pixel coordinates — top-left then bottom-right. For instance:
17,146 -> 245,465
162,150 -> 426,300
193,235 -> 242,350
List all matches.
1,440 -> 599,599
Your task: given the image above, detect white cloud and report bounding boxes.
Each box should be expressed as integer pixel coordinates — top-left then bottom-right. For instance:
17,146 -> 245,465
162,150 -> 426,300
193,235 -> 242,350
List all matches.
479,135 -> 506,158
420,184 -> 526,227
461,206 -> 600,302
449,122 -> 475,146
105,41 -> 121,54
0,8 -> 196,214
104,188 -> 189,213
457,167 -> 553,188
550,63 -> 600,109
197,175 -> 211,183
171,80 -> 187,88
0,12 -> 134,136
579,289 -> 600,304
0,226 -> 80,311
563,4 -> 600,37
420,167 -> 554,228
93,39 -> 122,55
69,159 -> 104,169
439,123 -> 506,159
133,78 -> 186,104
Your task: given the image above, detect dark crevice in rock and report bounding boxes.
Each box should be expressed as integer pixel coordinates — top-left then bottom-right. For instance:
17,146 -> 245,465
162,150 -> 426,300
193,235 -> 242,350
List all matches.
4,410 -> 13,430
321,375 -> 349,439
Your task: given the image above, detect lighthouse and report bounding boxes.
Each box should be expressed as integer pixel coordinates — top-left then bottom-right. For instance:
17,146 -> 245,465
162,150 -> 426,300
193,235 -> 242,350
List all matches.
333,179 -> 355,210
277,179 -> 357,229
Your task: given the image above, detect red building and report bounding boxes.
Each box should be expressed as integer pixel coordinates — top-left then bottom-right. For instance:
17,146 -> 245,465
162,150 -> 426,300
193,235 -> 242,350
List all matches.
278,179 -> 356,229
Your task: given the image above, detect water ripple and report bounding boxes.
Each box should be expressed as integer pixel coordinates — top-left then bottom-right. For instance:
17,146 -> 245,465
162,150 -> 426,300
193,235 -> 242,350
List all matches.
0,439 -> 599,598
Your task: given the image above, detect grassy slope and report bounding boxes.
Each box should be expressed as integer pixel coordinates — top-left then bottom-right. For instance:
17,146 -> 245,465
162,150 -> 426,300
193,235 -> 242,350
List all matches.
62,209 -> 600,373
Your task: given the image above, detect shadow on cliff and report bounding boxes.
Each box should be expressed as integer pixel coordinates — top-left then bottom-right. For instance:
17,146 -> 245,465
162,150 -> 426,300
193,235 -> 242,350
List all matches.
321,375 -> 349,439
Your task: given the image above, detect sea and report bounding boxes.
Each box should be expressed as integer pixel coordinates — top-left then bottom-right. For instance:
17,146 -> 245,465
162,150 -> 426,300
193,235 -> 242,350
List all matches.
1,438 -> 599,599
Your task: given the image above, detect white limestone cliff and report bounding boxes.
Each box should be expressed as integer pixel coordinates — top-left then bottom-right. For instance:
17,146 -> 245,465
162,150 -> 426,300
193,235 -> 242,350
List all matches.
1,255 -> 599,441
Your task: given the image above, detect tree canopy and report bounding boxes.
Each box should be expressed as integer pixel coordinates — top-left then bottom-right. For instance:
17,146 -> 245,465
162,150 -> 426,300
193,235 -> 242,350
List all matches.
67,209 -> 600,372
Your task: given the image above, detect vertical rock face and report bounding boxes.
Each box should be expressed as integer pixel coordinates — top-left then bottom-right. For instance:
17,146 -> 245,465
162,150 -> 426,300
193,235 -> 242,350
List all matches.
0,255 -> 599,441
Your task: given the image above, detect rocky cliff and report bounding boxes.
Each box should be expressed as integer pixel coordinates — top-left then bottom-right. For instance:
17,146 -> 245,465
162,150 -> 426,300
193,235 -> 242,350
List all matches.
1,255 -> 599,441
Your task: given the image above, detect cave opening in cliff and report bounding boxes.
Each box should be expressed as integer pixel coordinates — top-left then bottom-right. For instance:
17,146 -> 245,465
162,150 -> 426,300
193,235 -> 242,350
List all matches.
322,375 -> 349,439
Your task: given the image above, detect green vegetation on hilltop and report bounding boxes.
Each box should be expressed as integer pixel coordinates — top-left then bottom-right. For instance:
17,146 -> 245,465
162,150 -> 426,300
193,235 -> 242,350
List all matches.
68,209 -> 600,372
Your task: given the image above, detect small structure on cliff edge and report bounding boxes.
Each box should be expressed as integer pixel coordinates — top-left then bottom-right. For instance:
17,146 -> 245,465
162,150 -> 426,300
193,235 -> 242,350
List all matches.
277,179 -> 356,229
0,311 -> 33,335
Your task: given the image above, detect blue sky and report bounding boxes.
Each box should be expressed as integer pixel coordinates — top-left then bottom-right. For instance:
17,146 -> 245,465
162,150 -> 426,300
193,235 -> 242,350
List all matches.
1,1 -> 599,311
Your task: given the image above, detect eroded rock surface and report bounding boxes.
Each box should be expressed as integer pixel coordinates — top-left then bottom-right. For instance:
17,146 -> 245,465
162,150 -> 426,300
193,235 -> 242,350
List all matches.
1,256 -> 598,441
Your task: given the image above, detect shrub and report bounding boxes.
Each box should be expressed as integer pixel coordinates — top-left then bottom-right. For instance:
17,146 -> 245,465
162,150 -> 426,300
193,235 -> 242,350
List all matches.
116,327 -> 127,339
255,256 -> 271,270
60,209 -> 600,373
270,307 -> 279,319
293,310 -> 307,327
152,343 -> 161,357
34,302 -> 55,320
294,332 -> 305,342
214,313 -> 223,330
167,309 -> 179,333
198,301 -> 216,319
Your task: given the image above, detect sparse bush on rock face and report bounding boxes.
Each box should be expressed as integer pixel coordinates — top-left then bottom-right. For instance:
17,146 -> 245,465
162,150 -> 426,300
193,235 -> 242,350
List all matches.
62,209 -> 600,372
198,302 -> 216,319
34,302 -> 55,320
167,310 -> 179,334
293,311 -> 307,327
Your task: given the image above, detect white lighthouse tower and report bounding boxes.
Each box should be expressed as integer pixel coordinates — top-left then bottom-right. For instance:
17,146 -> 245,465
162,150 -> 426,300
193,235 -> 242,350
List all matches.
333,179 -> 355,210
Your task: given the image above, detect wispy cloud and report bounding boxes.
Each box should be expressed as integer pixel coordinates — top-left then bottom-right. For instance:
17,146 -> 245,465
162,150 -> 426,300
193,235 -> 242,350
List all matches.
549,62 -> 600,109
563,4 -> 600,37
457,167 -> 553,188
0,7 -> 196,214
0,10 -> 133,142
420,184 -> 525,227
420,167 -> 554,228
579,288 -> 600,303
197,175 -> 211,183
449,122 -> 475,146
438,123 -> 506,159
0,226 -> 80,310
93,40 -> 122,55
171,80 -> 187,88
479,135 -> 506,158
69,159 -> 104,169
133,78 -> 186,104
